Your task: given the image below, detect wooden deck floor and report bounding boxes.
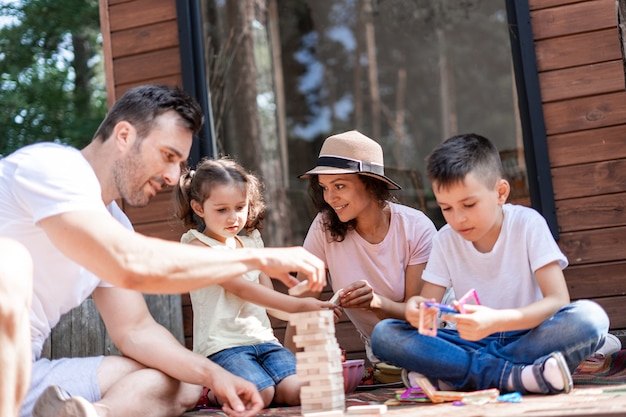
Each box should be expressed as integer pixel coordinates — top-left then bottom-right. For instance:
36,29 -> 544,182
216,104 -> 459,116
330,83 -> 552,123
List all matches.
183,384 -> 626,417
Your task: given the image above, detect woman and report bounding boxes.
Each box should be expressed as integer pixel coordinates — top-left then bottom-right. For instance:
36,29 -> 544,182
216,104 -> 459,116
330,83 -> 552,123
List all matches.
289,130 -> 437,365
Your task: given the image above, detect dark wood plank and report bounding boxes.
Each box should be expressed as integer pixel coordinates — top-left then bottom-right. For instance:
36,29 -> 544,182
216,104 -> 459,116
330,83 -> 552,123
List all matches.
529,0 -> 591,10
99,0 -> 115,106
531,0 -> 615,41
594,296 -> 626,329
538,61 -> 625,103
556,192 -> 626,233
109,0 -> 176,32
535,29 -> 621,72
542,91 -> 626,136
566,261 -> 626,299
133,220 -> 186,241
123,189 -> 176,225
111,20 -> 179,59
114,75 -> 183,98
559,226 -> 626,266
552,159 -> 626,200
547,125 -> 626,167
113,47 -> 182,85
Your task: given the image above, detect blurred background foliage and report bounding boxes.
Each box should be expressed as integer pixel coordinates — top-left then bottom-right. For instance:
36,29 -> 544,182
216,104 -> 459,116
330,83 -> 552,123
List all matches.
0,0 -> 106,157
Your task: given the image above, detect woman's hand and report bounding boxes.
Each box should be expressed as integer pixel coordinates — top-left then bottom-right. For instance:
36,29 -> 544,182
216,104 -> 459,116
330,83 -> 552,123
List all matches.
337,280 -> 380,310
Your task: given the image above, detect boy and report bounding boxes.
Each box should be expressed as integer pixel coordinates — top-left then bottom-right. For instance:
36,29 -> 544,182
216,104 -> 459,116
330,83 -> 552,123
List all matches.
371,133 -> 609,395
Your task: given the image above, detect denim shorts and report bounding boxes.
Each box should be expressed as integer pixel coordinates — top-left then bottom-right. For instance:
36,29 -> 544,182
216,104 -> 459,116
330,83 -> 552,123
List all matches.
209,341 -> 296,391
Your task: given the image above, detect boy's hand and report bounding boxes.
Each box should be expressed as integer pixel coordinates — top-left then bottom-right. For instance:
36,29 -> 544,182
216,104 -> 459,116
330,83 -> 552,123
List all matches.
443,304 -> 496,341
405,296 -> 427,328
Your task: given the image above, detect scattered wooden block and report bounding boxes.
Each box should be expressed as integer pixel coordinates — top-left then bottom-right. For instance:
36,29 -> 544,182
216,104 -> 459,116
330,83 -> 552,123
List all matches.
345,404 -> 387,415
288,279 -> 310,295
303,410 -> 344,417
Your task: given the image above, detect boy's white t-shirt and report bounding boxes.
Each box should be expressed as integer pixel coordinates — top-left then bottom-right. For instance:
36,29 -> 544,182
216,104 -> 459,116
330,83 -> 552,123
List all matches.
303,202 -> 436,346
422,204 -> 568,309
0,143 -> 123,359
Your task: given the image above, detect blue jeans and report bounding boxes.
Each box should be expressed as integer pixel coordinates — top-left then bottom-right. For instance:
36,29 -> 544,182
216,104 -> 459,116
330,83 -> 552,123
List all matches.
209,341 -> 296,391
371,300 -> 608,394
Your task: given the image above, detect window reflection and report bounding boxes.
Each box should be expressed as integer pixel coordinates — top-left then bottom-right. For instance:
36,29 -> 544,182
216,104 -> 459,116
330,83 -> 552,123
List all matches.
201,0 -> 529,242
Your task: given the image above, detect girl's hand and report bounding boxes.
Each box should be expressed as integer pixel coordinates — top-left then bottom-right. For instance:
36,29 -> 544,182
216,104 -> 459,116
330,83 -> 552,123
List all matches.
442,304 -> 497,341
338,280 -> 378,310
296,297 -> 336,313
331,304 -> 344,323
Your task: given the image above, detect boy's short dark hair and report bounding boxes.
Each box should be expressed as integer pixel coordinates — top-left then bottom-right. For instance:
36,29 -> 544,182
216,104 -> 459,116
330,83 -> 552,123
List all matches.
426,133 -> 504,191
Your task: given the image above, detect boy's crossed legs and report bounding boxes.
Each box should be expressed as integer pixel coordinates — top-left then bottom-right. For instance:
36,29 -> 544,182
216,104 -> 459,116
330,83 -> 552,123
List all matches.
372,300 -> 609,395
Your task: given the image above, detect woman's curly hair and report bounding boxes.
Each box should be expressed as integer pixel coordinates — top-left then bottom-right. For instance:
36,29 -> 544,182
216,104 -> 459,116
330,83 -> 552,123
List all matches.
308,174 -> 394,242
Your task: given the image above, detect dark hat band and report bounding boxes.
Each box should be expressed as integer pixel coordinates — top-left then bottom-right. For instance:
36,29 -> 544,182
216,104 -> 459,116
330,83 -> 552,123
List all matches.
317,156 -> 385,176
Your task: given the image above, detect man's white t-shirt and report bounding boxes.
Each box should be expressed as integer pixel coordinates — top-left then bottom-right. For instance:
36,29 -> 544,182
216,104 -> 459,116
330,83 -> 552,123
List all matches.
0,143 -> 127,359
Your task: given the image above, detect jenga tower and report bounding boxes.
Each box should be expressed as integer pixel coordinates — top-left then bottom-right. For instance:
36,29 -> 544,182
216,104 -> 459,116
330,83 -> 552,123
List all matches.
289,310 -> 345,414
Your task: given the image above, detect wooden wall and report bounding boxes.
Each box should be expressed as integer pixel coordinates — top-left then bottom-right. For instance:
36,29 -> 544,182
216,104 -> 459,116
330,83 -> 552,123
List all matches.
98,0 -> 368,360
97,0 -> 626,360
528,0 -> 626,331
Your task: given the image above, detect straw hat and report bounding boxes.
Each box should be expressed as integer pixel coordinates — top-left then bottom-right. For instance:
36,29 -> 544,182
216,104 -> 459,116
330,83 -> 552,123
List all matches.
298,130 -> 401,190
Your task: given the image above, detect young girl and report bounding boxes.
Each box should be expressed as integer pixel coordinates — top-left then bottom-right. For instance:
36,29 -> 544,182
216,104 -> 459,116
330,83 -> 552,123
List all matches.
173,157 -> 335,408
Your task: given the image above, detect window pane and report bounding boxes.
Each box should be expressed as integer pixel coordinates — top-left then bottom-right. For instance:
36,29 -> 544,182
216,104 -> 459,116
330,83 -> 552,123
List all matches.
201,0 -> 529,243
276,0 -> 528,230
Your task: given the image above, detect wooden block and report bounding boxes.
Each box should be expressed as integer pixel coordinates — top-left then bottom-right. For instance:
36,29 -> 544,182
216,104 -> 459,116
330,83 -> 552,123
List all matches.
303,342 -> 341,352
297,350 -> 341,362
345,404 -> 387,415
298,370 -> 342,381
289,310 -> 334,325
301,396 -> 345,413
288,279 -> 309,295
293,325 -> 336,336
303,410 -> 344,417
301,385 -> 345,398
293,333 -> 336,346
329,290 -> 342,305
297,361 -> 342,375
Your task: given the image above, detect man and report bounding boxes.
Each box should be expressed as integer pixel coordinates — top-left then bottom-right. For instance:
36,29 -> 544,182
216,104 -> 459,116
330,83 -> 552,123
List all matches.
0,85 -> 326,417
0,238 -> 32,417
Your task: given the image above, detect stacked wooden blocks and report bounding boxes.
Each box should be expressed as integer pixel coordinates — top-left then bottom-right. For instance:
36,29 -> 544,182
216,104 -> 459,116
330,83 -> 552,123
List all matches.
290,310 -> 345,414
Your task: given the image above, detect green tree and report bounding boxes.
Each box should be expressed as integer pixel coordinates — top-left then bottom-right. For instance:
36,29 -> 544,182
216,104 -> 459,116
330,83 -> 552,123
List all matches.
0,0 -> 106,156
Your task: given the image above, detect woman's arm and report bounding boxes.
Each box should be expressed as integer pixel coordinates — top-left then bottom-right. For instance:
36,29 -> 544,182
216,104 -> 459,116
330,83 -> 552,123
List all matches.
338,262 -> 427,321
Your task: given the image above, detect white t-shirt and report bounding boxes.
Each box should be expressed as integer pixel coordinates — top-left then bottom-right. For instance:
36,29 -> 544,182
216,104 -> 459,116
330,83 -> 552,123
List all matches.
422,204 -> 568,309
303,202 -> 436,348
0,143 -> 126,359
182,229 -> 276,357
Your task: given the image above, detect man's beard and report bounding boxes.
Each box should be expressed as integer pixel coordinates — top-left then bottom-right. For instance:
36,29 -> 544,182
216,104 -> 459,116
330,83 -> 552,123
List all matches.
113,153 -> 153,208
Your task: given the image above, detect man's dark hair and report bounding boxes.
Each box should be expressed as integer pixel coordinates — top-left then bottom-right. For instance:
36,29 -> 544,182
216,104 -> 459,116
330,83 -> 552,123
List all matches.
93,85 -> 204,142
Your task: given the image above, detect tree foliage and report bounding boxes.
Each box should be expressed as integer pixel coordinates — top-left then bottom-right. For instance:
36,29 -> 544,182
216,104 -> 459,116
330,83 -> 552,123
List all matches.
0,0 -> 106,156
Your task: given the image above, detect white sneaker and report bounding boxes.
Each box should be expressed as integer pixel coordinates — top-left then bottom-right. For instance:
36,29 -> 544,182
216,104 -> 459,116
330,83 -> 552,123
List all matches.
33,385 -> 98,417
595,333 -> 622,358
401,369 -> 423,388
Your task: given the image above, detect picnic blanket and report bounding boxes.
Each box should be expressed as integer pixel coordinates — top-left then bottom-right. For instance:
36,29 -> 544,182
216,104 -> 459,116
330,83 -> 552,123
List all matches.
184,351 -> 626,416
184,387 -> 401,416
572,349 -> 626,385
